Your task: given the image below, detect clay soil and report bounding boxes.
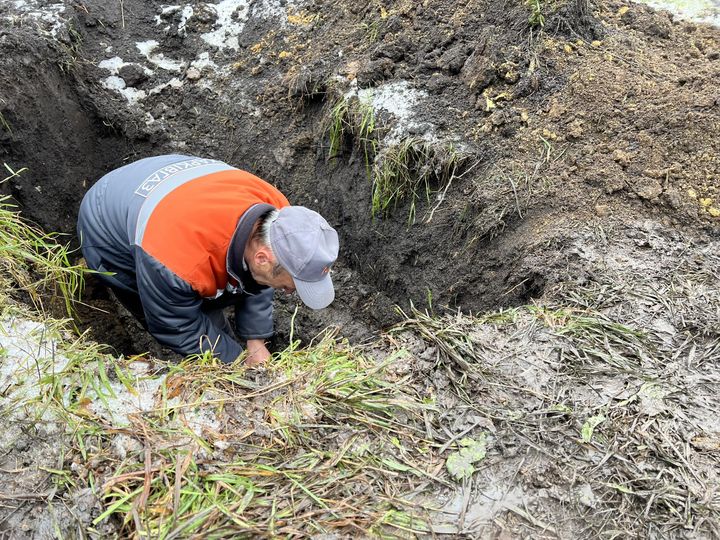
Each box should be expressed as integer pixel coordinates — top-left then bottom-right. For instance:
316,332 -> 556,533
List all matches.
0,0 -> 719,538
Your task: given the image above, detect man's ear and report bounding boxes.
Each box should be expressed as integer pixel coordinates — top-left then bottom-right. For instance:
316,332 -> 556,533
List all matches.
254,245 -> 273,266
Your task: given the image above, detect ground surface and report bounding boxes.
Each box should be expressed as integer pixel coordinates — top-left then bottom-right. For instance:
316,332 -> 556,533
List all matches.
0,0 -> 719,538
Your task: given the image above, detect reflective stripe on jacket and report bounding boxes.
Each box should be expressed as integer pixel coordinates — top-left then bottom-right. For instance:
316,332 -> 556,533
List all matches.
77,154 -> 289,362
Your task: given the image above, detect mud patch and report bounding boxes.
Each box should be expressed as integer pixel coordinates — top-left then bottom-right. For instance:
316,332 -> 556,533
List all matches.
0,316 -> 114,538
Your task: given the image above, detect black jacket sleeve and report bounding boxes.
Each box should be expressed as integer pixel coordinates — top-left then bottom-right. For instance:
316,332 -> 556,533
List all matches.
235,287 -> 274,340
134,248 -> 243,363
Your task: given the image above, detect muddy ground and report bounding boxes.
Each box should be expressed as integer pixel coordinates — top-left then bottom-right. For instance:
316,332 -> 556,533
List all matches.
0,0 -> 719,538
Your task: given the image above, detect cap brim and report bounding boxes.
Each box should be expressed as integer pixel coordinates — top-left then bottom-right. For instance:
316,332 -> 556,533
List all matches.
293,273 -> 335,310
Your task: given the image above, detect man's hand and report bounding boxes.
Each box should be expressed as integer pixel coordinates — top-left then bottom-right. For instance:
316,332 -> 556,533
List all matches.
245,339 -> 271,367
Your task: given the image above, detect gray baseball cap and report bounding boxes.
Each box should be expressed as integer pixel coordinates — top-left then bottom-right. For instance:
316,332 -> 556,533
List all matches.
269,206 -> 339,310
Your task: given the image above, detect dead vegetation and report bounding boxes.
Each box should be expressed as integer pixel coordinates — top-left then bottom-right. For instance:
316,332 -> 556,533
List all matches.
0,164 -> 84,316
390,225 -> 720,536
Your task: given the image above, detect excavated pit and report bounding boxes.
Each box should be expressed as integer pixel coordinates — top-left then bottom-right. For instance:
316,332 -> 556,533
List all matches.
2,0 -> 718,361
0,33 -> 554,359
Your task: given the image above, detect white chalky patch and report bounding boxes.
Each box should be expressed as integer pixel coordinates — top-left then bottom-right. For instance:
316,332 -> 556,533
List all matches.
87,378 -> 164,427
98,56 -> 127,73
98,57 -> 154,104
155,4 -> 181,24
150,77 -> 184,93
136,40 -> 186,72
200,0 -> 252,50
346,80 -> 437,144
182,407 -> 222,436
99,56 -> 154,78
0,318 -> 70,402
101,76 -> 148,104
356,81 -> 424,121
7,0 -> 66,37
1,315 -> 229,451
191,52 -> 218,70
153,0 -> 302,50
636,0 -> 720,26
179,5 -> 194,33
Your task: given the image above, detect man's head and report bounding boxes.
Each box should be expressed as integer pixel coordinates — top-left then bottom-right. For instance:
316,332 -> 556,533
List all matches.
245,206 -> 339,309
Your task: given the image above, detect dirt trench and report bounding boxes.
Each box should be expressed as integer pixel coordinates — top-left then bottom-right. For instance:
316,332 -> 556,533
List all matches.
1,1 -> 720,538
0,3 -> 555,357
1,0 -> 719,358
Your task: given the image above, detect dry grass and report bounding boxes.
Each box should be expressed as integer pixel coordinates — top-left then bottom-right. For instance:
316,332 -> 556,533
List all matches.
392,235 -> 720,537
27,333 -> 442,538
0,164 -> 85,316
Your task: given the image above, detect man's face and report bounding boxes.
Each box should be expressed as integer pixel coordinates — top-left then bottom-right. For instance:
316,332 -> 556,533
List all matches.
249,257 -> 296,294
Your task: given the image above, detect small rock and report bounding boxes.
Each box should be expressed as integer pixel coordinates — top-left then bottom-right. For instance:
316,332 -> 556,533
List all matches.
426,72 -> 451,94
575,483 -> 597,508
501,69 -> 519,84
566,120 -> 584,141
612,149 -> 633,167
490,111 -> 506,127
595,204 -> 609,217
635,178 -> 663,200
645,22 -> 671,39
272,145 -> 295,168
663,188 -> 682,209
112,434 -> 143,460
186,66 -> 202,81
14,437 -> 29,451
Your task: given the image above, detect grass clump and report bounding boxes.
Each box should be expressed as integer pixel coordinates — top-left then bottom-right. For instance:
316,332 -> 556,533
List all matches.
324,92 -> 471,224
372,138 -> 467,224
527,0 -> 545,27
326,93 -> 377,176
47,334 -> 438,538
0,163 -> 85,316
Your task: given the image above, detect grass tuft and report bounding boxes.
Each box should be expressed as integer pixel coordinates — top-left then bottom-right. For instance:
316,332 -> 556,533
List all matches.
323,93 -> 472,224
0,163 -> 85,316
372,138 -> 467,224
326,93 -> 377,179
527,0 -> 545,27
25,330 -> 437,538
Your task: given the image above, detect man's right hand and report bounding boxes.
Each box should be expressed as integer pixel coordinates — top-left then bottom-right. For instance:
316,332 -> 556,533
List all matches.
244,339 -> 271,367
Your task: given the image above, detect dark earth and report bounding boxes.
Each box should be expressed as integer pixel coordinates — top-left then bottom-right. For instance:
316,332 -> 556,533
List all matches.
1,0 -> 718,353
0,0 -> 719,537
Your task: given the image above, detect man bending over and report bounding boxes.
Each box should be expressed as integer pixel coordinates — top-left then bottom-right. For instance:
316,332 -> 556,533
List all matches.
77,155 -> 339,366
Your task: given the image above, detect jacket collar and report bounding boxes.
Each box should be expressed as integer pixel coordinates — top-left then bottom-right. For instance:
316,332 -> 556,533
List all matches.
227,203 -> 276,294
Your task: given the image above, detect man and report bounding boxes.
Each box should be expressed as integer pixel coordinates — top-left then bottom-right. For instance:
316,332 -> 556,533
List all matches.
77,154 -> 339,365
